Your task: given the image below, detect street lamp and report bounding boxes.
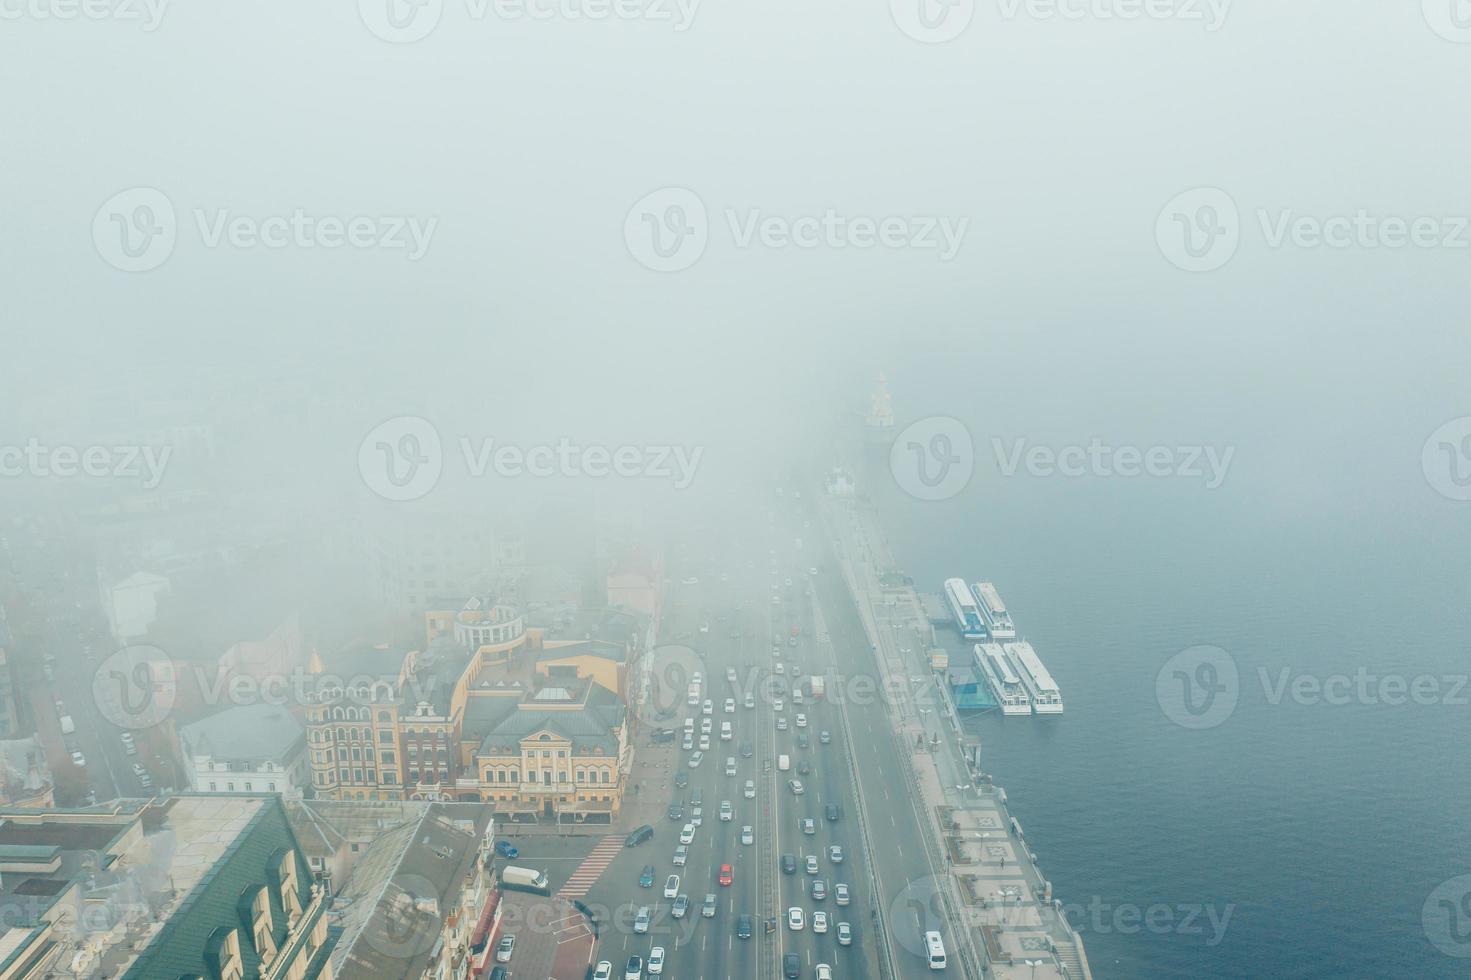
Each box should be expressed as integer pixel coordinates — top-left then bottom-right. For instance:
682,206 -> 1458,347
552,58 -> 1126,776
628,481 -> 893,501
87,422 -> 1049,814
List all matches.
1025,959 -> 1043,980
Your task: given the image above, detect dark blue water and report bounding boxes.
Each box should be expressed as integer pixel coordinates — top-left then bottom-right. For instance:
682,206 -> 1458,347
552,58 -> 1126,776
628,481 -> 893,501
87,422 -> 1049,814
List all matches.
871,360 -> 1471,979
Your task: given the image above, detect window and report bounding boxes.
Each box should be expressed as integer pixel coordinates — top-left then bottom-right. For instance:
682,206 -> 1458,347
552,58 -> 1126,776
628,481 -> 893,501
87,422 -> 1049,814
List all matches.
268,782 -> 276,791
210,781 -> 217,791
245,782 -> 252,791
527,771 -> 537,783
227,783 -> 235,791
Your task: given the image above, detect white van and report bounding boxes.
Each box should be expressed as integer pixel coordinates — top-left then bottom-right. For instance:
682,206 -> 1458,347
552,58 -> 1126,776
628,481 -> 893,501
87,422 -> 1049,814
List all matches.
777,754 -> 791,772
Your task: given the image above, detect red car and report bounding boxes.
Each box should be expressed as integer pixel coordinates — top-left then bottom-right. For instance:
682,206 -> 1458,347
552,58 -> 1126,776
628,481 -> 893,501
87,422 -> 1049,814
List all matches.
719,864 -> 733,886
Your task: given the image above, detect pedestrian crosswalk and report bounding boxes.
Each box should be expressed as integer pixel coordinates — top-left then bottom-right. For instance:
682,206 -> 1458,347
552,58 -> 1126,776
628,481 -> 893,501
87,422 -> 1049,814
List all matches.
555,835 -> 624,899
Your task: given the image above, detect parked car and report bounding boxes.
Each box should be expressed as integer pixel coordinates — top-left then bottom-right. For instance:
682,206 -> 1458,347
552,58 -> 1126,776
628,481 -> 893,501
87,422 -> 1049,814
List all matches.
495,840 -> 519,859
594,961 -> 613,980
495,935 -> 515,963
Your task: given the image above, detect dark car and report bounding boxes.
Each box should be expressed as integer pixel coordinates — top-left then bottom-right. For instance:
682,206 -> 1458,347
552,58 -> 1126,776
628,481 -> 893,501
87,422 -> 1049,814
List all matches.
781,853 -> 797,874
489,968 -> 508,980
784,952 -> 802,978
626,825 -> 654,847
737,913 -> 753,938
740,740 -> 753,758
825,803 -> 841,822
674,771 -> 689,788
667,802 -> 685,821
639,865 -> 656,887
495,840 -> 519,859
797,734 -> 809,750
651,728 -> 677,743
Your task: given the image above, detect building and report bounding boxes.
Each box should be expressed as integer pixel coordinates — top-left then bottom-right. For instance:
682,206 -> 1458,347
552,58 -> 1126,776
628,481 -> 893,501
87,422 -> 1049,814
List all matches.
302,642 -> 409,802
179,703 -> 310,797
286,798 -> 436,894
0,738 -> 55,808
327,802 -> 498,979
0,795 -> 337,979
0,618 -> 18,739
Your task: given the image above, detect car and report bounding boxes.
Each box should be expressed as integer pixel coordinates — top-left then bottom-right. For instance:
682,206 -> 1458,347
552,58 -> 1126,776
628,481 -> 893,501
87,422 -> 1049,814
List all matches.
699,734 -> 711,751
70,750 -> 86,767
626,953 -> 644,979
737,913 -> 753,939
725,756 -> 738,776
825,803 -> 841,822
805,854 -> 819,874
634,907 -> 651,933
797,734 -> 809,750
664,874 -> 680,898
782,853 -> 797,874
691,806 -> 703,826
788,779 -> 804,796
495,935 -> 515,963
784,953 -> 802,978
837,921 -> 852,945
667,802 -> 684,821
835,883 -> 850,906
639,865 -> 655,887
672,893 -> 689,918
724,698 -> 736,713
812,879 -> 827,901
776,717 -> 789,731
648,946 -> 665,975
775,663 -> 785,675
788,907 -> 805,931
682,576 -> 698,584
627,824 -> 655,847
796,714 -> 807,728
740,739 -> 753,758
673,845 -> 688,866
120,732 -> 137,755
744,779 -> 756,798
682,734 -> 694,751
816,965 -> 833,980
829,844 -> 844,864
741,825 -> 754,845
720,800 -> 733,821
701,622 -> 710,633
719,863 -> 733,886
744,692 -> 756,708
680,823 -> 695,844
720,722 -> 733,741
702,893 -> 717,918
594,961 -> 613,980
797,760 -> 811,776
788,636 -> 798,647
773,698 -> 785,712
819,730 -> 831,745
701,717 -> 713,735
674,771 -> 688,789
813,910 -> 828,933
702,699 -> 713,716
726,667 -> 738,683
689,751 -> 704,769
793,689 -> 804,704
801,817 -> 816,835
650,727 -> 676,743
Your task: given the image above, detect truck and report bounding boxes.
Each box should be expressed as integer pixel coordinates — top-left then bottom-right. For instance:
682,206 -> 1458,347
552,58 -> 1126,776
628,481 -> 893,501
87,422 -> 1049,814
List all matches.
809,677 -> 825,700
59,715 -> 75,735
500,866 -> 550,895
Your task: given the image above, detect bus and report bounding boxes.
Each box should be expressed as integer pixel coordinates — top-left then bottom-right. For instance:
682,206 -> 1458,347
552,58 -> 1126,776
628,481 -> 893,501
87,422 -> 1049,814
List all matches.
923,931 -> 947,970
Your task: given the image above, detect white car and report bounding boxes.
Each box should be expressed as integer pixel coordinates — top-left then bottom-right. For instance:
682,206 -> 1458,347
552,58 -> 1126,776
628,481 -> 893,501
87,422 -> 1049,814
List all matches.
813,911 -> 828,934
70,750 -> 86,768
775,663 -> 785,675
720,800 -> 733,821
773,698 -> 785,712
788,779 -> 804,796
795,714 -> 807,728
664,874 -> 680,899
673,845 -> 688,867
837,922 -> 852,946
726,668 -> 738,683
495,935 -> 515,962
744,692 -> 756,709
692,671 -> 702,685
829,844 -> 844,864
680,823 -> 695,844
702,717 -> 713,735
741,825 -> 754,845
648,946 -> 665,975
787,907 -> 805,931
702,700 -> 713,716
635,907 -> 651,933
744,779 -> 756,799
689,751 -> 704,769
776,717 -> 789,731
594,961 -> 613,980
720,722 -> 732,741
816,965 -> 833,980
691,806 -> 703,826
724,698 -> 736,713
699,734 -> 711,751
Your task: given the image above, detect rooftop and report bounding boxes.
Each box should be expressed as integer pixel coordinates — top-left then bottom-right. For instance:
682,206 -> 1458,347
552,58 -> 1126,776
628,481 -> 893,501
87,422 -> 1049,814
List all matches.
179,703 -> 305,764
